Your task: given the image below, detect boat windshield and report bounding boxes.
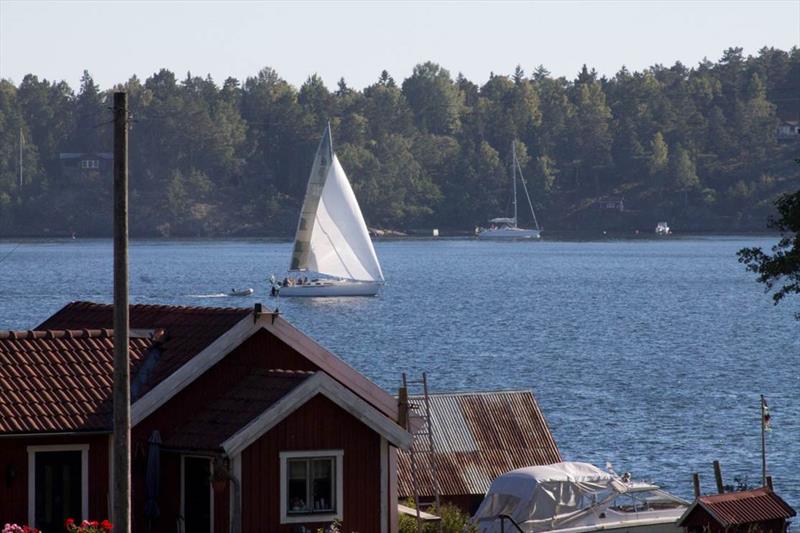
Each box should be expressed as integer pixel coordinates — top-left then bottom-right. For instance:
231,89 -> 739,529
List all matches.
607,488 -> 688,512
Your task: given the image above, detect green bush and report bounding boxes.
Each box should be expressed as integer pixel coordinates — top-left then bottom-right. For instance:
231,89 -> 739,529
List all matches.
398,500 -> 477,533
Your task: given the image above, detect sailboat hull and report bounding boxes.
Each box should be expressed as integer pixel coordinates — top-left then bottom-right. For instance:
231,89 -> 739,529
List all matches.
478,227 -> 541,239
275,279 -> 382,297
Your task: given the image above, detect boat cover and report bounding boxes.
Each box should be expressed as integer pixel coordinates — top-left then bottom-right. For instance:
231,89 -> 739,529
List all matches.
489,217 -> 516,224
472,462 -> 628,532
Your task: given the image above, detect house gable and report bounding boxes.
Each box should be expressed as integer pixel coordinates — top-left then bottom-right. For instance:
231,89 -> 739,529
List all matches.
239,394 -> 386,533
223,372 -> 411,455
131,310 -> 399,426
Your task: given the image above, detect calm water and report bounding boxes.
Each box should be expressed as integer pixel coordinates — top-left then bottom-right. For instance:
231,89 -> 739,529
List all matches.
1,237 -> 798,506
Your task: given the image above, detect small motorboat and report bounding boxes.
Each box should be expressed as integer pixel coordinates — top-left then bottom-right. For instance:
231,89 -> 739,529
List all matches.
655,221 -> 671,235
472,462 -> 688,533
228,288 -> 254,297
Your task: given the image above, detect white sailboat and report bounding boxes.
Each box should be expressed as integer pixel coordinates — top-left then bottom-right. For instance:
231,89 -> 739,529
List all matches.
272,123 -> 384,297
478,141 -> 542,239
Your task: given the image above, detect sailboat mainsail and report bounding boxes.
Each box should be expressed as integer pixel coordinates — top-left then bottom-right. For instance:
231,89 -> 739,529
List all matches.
279,123 -> 383,296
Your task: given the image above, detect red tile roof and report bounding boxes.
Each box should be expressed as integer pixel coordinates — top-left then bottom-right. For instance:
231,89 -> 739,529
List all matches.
38,301 -> 251,397
162,369 -> 312,451
680,487 -> 796,527
0,329 -> 155,434
398,390 -> 561,498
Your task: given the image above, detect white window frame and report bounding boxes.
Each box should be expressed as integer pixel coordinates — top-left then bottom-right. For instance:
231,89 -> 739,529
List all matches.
279,450 -> 343,524
180,455 -> 214,533
27,444 -> 90,527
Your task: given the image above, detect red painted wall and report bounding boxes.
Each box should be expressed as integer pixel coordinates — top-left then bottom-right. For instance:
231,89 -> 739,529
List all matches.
131,329 -> 316,531
0,434 -> 111,525
241,394 -> 383,533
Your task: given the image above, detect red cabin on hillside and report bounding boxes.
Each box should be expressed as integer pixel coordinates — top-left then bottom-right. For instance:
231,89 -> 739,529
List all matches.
0,301 -> 411,533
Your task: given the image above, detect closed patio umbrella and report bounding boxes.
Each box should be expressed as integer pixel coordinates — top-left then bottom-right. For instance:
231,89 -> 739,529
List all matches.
144,430 -> 161,523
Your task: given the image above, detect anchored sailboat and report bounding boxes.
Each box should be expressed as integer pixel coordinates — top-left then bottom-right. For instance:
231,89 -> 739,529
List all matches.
272,123 -> 384,297
477,141 -> 542,239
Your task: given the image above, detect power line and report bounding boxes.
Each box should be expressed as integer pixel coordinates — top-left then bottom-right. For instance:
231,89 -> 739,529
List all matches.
0,243 -> 22,267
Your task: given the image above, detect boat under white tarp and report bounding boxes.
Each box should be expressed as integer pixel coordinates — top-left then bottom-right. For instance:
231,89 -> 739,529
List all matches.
472,462 -> 688,533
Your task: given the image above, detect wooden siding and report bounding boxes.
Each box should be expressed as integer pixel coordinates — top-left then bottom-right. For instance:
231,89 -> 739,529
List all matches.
241,394 -> 382,533
0,434 -> 110,524
132,328 -> 314,531
135,328 -> 316,447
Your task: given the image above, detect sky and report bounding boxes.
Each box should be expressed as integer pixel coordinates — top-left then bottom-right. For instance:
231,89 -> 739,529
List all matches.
1,1 -> 799,91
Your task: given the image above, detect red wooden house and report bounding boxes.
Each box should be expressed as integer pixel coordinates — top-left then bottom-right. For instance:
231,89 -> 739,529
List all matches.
1,301 -> 411,533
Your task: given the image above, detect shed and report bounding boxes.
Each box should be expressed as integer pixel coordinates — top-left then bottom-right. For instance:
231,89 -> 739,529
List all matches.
59,152 -> 113,180
397,390 -> 561,514
677,487 -> 796,533
776,120 -> 800,141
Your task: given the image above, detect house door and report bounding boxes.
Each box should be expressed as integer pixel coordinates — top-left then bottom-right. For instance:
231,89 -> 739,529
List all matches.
182,456 -> 212,533
34,450 -> 83,532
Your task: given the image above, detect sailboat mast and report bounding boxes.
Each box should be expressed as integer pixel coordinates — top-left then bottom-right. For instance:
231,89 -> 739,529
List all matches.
19,128 -> 23,189
512,141 -> 517,228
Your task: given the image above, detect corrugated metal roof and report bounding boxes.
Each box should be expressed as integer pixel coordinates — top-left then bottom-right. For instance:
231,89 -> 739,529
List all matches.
398,390 -> 561,498
680,488 -> 796,527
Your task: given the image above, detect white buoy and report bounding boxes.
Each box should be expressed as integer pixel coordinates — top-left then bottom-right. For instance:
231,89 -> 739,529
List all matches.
432,228 -> 439,237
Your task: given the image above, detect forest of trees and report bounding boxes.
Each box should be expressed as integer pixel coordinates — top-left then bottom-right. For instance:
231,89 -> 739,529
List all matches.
0,46 -> 798,237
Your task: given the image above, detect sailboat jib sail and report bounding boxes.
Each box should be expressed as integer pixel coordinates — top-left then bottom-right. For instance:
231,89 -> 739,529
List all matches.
283,123 -> 383,294
303,154 -> 384,282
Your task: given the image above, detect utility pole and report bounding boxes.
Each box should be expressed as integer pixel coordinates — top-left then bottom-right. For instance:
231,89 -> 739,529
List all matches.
112,91 -> 131,533
760,394 -> 767,487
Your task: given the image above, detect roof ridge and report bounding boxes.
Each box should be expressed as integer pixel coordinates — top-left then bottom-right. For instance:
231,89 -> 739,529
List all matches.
65,300 -> 255,315
406,389 -> 533,398
0,329 -> 115,340
699,487 -> 771,502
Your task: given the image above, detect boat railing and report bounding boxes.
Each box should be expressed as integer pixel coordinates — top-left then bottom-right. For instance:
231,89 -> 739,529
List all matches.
497,514 -> 526,533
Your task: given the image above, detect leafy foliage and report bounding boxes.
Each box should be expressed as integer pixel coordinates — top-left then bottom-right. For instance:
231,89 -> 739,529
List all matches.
738,171 -> 800,317
0,46 -> 799,237
398,500 -> 477,533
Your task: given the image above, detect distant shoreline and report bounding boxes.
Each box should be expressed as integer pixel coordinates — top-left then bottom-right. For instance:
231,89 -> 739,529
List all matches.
0,230 -> 783,243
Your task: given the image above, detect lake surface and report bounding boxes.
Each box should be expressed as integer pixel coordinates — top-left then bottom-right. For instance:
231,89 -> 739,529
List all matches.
1,236 -> 798,506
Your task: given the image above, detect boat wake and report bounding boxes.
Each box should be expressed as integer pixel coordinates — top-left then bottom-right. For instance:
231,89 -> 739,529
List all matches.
186,293 -> 229,299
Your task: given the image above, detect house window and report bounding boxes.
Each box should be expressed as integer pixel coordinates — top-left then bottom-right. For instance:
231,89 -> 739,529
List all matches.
279,450 -> 343,524
27,445 -> 89,531
80,159 -> 99,169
